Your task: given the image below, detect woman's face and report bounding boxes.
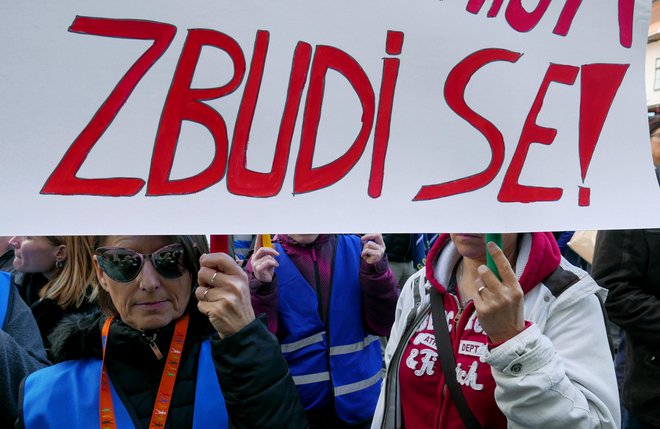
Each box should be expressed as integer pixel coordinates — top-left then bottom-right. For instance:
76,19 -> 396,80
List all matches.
94,236 -> 192,332
9,236 -> 62,277
449,233 -> 518,265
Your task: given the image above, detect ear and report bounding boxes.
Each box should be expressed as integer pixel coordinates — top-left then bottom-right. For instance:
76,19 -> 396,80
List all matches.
93,255 -> 109,291
54,244 -> 67,264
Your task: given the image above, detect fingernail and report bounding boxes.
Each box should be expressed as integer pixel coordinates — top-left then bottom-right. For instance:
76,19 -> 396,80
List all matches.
487,241 -> 500,251
478,265 -> 490,275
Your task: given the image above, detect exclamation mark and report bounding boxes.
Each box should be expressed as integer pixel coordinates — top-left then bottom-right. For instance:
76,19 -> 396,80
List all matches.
578,64 -> 629,206
618,0 -> 635,48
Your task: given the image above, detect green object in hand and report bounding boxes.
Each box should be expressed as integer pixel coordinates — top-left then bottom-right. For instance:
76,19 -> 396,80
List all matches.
485,233 -> 502,281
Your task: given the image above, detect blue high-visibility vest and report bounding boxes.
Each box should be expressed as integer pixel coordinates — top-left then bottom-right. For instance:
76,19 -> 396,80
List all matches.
275,235 -> 382,424
22,340 -> 227,429
0,271 -> 11,329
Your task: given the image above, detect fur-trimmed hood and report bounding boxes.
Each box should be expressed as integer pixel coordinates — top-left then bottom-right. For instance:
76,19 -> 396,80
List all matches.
48,309 -> 104,362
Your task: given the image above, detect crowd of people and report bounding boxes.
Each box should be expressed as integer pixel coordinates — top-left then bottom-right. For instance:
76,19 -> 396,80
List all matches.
0,123 -> 658,428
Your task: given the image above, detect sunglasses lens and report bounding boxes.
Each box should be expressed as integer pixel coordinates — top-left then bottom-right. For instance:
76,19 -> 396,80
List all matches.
97,248 -> 143,282
151,245 -> 186,279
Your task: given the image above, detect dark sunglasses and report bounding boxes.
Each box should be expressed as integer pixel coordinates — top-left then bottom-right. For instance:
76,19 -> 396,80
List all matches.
95,243 -> 186,282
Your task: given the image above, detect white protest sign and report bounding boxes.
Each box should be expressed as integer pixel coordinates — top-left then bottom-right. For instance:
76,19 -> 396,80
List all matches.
1,0 -> 658,234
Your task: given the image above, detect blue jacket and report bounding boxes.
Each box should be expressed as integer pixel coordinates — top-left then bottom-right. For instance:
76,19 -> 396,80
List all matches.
0,271 -> 49,429
0,271 -> 10,328
275,234 -> 382,424
21,340 -> 227,429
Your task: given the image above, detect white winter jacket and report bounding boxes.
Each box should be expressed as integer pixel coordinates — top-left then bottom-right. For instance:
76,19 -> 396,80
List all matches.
372,233 -> 620,429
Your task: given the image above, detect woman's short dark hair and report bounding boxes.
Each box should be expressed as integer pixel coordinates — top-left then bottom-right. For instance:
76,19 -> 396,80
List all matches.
94,235 -> 209,317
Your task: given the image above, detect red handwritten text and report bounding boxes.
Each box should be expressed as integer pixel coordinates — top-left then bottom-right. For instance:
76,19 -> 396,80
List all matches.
42,17 -> 629,207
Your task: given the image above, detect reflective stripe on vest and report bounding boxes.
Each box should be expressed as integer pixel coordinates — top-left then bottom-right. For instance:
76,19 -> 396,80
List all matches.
292,371 -> 331,385
281,331 -> 326,354
0,272 -> 12,329
275,235 -> 382,424
334,370 -> 382,396
22,340 -> 227,429
329,334 -> 379,356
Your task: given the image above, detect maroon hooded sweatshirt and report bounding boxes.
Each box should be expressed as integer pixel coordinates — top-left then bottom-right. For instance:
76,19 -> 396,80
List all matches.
399,232 -> 561,429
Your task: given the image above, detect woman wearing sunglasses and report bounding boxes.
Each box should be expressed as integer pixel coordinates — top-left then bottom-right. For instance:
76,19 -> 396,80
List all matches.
17,235 -> 306,429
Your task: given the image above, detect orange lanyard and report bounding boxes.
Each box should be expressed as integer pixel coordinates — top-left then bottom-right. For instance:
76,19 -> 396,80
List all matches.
100,313 -> 190,429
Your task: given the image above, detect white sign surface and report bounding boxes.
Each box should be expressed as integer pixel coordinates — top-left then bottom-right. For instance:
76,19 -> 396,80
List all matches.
1,1 -> 658,234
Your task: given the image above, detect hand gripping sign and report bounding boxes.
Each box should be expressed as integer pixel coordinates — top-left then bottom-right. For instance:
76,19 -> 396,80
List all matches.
1,0 -> 658,234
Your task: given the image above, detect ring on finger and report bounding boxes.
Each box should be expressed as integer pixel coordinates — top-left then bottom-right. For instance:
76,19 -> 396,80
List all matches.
203,288 -> 211,302
210,272 -> 218,288
478,285 -> 486,294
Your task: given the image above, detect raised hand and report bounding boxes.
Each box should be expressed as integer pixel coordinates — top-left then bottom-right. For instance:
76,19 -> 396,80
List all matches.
250,234 -> 280,283
469,242 -> 525,344
361,233 -> 386,265
196,252 -> 256,339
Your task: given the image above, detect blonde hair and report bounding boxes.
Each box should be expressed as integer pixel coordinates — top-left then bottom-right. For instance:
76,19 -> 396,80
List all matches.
40,236 -> 98,309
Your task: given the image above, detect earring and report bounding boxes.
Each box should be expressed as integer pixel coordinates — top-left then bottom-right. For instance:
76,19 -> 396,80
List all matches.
55,260 -> 64,269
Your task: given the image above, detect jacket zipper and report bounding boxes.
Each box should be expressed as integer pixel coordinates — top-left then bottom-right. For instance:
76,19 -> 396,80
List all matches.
143,332 -> 164,360
312,246 -> 324,323
454,305 -> 464,325
323,242 -> 338,404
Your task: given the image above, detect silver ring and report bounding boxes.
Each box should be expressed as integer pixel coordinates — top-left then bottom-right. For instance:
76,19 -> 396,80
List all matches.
478,286 -> 486,294
210,272 -> 218,288
203,288 -> 210,302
